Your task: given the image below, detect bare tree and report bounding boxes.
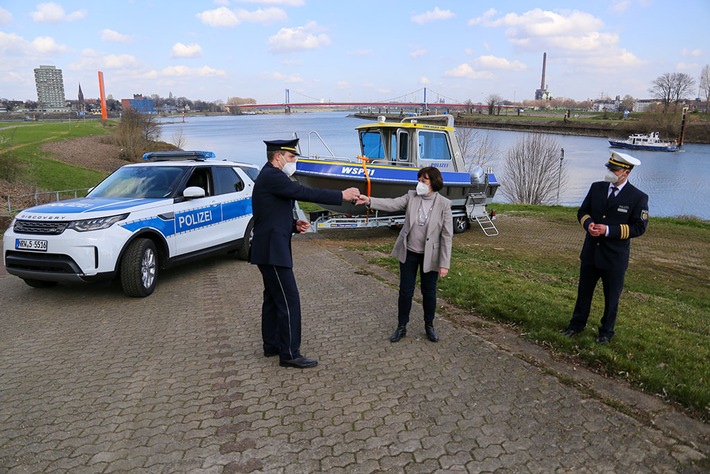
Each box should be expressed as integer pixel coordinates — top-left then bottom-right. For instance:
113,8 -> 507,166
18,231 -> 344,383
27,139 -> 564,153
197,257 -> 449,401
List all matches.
486,94 -> 502,115
620,95 -> 635,112
699,64 -> 710,113
456,126 -> 498,170
670,72 -> 695,104
501,133 -> 567,205
650,72 -> 696,112
649,73 -> 674,111
171,128 -> 187,149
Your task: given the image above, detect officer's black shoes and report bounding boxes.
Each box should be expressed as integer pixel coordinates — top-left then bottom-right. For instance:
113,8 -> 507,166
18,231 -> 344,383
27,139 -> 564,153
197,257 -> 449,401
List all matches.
596,335 -> 611,345
562,328 -> 582,337
279,356 -> 318,368
263,348 -> 280,357
390,325 -> 407,342
425,324 -> 439,343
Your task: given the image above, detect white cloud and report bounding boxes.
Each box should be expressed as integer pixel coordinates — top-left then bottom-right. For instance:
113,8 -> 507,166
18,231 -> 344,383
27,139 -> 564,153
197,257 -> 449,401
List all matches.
475,55 -> 526,71
469,8 -> 644,71
609,1 -> 632,14
336,81 -> 350,89
104,54 -> 141,69
410,48 -> 428,58
196,6 -> 286,27
260,71 -> 303,83
268,22 -> 330,53
419,76 -> 430,85
681,48 -> 702,57
0,7 -> 12,25
240,0 -> 304,5
676,62 -> 698,71
162,66 -> 227,77
172,43 -> 202,58
467,8 -> 497,26
30,2 -> 86,23
101,29 -> 132,43
196,7 -> 239,26
0,32 -> 70,57
411,7 -> 455,25
444,64 -> 495,79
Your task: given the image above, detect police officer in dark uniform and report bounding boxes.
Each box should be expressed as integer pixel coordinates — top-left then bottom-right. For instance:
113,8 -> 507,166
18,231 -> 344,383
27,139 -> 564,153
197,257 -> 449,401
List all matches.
563,151 -> 649,344
250,139 -> 360,368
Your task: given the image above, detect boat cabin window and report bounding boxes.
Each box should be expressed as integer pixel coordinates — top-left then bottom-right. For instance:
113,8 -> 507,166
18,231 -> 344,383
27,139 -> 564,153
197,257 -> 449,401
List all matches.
360,130 -> 386,159
397,130 -> 409,163
418,130 -> 452,162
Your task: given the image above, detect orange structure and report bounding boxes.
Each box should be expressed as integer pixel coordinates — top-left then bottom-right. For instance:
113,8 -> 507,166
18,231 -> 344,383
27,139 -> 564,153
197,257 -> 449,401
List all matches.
97,71 -> 108,121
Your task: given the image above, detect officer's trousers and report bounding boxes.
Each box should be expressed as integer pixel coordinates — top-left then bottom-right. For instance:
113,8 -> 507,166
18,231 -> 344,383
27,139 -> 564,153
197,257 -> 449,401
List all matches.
569,262 -> 626,338
258,264 -> 301,360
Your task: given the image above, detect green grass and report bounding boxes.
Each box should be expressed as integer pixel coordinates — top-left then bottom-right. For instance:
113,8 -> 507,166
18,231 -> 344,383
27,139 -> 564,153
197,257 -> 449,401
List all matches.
353,205 -> 709,420
0,120 -> 114,190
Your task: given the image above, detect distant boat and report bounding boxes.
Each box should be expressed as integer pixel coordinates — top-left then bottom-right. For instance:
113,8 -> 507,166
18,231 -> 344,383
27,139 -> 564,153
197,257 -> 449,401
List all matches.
608,132 -> 679,152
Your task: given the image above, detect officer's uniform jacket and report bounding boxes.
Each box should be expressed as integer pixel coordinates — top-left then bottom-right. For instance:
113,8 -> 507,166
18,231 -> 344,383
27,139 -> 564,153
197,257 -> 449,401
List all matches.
370,190 -> 453,274
578,181 -> 649,271
249,162 -> 342,268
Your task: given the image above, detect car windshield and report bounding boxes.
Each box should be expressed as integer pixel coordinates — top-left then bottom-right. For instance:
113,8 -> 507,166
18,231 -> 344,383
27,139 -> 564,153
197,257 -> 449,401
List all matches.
88,166 -> 186,198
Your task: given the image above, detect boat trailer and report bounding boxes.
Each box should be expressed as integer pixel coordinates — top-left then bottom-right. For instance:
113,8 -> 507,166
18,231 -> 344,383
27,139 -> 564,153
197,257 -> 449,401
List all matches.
296,192 -> 498,237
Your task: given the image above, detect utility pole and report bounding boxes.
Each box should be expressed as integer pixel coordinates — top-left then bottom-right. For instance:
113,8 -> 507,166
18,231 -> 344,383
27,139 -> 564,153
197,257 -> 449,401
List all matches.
556,148 -> 564,205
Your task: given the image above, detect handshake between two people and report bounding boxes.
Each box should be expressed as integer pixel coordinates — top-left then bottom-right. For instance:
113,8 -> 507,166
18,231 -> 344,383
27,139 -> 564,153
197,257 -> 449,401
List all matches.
340,187 -> 372,206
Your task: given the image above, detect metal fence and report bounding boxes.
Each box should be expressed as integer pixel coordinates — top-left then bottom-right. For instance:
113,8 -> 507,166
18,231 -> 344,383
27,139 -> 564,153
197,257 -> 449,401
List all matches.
5,188 -> 91,216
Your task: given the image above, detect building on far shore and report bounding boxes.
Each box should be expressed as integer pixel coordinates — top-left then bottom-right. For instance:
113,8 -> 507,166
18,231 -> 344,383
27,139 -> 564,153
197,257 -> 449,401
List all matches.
121,94 -> 155,114
34,65 -> 69,112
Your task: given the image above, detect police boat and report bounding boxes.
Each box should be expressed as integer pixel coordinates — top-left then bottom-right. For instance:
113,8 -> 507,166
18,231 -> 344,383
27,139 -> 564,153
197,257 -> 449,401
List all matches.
293,114 -> 500,231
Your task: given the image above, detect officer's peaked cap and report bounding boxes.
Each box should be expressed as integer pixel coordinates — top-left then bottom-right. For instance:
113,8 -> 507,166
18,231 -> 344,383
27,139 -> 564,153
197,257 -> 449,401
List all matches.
264,138 -> 300,156
606,151 -> 640,170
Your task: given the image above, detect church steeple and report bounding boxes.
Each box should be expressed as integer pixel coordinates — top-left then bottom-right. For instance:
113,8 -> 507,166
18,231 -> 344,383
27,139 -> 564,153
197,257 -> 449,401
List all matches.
78,83 -> 84,103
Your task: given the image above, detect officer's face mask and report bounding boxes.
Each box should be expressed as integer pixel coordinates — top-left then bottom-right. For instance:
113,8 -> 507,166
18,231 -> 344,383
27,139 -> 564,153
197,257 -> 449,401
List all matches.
604,171 -> 619,184
280,154 -> 298,177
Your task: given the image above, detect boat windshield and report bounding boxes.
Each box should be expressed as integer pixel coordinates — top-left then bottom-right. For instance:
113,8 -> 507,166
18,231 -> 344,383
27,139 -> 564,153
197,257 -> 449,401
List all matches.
418,130 -> 452,161
360,130 -> 386,159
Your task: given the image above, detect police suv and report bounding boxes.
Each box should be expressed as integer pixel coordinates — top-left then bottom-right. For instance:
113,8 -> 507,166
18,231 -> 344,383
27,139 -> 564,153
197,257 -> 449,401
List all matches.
2,151 -> 256,297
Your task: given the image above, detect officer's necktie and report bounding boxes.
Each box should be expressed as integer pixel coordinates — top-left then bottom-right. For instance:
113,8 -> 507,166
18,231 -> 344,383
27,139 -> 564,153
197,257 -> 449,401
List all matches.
608,186 -> 619,201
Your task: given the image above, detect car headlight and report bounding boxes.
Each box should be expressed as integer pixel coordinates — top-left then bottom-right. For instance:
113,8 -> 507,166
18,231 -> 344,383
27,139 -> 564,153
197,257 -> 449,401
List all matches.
67,213 -> 129,232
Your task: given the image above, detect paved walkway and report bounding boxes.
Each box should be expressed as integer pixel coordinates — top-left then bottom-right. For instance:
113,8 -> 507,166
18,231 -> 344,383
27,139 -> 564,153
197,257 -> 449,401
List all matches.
0,237 -> 707,473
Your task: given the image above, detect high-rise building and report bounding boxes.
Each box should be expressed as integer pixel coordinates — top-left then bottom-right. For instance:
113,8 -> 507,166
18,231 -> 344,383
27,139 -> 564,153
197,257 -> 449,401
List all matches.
34,65 -> 67,111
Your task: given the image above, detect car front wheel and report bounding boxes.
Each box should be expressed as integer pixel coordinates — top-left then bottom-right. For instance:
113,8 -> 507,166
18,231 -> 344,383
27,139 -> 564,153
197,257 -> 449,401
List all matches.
121,238 -> 158,297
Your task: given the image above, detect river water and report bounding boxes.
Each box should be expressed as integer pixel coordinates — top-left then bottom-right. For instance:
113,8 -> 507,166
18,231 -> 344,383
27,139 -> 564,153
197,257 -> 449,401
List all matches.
158,112 -> 710,220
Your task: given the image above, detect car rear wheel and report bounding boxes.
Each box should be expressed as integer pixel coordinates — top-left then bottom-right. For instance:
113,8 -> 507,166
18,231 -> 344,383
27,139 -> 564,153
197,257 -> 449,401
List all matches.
121,238 -> 158,297
453,215 -> 468,234
23,278 -> 58,289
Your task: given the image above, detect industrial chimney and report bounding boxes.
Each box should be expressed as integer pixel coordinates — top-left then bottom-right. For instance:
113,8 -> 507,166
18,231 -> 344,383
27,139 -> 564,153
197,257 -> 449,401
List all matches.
540,52 -> 547,90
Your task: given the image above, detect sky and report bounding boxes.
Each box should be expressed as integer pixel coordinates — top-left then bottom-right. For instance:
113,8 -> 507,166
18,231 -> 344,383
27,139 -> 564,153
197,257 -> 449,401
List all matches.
1,0 -> 709,105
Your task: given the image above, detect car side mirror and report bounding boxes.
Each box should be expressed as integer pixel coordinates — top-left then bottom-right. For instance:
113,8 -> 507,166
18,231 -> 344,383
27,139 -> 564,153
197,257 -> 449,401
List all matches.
183,186 -> 206,199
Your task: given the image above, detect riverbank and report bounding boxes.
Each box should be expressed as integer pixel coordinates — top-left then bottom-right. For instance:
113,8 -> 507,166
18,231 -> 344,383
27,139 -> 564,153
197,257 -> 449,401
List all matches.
353,112 -> 710,144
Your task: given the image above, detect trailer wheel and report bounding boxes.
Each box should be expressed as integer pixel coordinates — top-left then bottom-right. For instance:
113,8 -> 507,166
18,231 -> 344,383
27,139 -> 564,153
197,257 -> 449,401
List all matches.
453,216 -> 468,234
120,238 -> 158,297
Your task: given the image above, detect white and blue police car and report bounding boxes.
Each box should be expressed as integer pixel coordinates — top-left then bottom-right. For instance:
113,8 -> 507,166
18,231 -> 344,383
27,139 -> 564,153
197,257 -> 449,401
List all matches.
2,151 -> 257,297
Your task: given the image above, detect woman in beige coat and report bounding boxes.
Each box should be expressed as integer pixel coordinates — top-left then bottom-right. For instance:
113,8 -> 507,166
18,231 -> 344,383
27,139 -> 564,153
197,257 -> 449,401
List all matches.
356,167 -> 453,342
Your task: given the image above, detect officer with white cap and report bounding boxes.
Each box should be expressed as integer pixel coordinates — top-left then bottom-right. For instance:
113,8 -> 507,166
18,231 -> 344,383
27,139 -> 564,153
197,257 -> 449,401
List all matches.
562,151 -> 649,344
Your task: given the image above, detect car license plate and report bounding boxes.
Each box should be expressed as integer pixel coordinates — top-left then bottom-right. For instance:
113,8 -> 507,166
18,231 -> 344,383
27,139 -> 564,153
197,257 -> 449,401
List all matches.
15,238 -> 48,251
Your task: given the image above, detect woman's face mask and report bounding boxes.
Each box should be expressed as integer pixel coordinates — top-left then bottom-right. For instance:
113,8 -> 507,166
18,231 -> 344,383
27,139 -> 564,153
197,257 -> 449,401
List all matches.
416,181 -> 430,196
